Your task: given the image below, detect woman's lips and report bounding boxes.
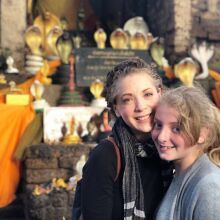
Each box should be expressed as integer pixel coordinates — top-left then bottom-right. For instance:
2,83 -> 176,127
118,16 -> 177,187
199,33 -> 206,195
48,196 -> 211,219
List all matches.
135,114 -> 150,121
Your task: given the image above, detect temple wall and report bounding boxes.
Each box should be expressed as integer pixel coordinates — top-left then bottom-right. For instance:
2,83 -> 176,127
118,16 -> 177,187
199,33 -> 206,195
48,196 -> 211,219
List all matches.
0,1 -> 220,69
23,143 -> 92,220
146,0 -> 220,68
0,0 -> 26,69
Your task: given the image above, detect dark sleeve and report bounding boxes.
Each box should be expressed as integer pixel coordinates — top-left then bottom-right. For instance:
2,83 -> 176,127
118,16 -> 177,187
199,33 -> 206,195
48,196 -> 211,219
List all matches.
81,140 -> 117,220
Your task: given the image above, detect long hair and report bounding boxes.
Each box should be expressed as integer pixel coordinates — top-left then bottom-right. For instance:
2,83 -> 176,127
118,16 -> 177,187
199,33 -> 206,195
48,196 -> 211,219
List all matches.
158,86 -> 220,167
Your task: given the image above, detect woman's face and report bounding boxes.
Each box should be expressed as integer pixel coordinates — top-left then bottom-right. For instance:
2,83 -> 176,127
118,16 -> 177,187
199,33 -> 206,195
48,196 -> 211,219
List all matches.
114,72 -> 161,139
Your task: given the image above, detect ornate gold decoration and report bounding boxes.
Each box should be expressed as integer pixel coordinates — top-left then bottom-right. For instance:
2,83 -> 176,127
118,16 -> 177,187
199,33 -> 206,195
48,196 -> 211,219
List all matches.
90,79 -> 104,99
174,58 -> 199,86
94,28 -> 107,49
30,80 -> 44,100
33,11 -> 61,54
46,26 -> 63,56
130,32 -> 147,50
24,25 -> 42,55
63,117 -> 81,144
56,32 -> 74,64
110,28 -> 129,49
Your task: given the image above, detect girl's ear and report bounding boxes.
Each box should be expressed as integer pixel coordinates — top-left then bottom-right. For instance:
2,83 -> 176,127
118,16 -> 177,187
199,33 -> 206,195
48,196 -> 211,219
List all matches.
197,127 -> 209,144
113,104 -> 120,117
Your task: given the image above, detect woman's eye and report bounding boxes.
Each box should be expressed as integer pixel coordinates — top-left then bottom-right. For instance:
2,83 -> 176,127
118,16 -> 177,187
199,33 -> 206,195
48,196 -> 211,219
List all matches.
121,97 -> 133,104
144,92 -> 153,97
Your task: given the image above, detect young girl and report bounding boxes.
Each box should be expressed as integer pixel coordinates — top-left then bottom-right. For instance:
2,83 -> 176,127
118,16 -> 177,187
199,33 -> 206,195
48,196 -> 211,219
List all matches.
152,86 -> 220,220
80,58 -> 172,220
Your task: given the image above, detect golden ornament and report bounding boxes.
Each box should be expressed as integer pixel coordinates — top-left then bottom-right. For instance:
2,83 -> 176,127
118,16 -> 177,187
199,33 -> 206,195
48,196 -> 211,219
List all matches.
90,79 -> 104,99
110,28 -> 129,49
24,25 -> 42,55
174,58 -> 199,86
94,28 -> 107,49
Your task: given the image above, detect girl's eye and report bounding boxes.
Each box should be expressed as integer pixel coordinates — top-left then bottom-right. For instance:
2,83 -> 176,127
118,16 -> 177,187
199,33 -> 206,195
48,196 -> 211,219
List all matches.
153,121 -> 162,130
172,126 -> 181,133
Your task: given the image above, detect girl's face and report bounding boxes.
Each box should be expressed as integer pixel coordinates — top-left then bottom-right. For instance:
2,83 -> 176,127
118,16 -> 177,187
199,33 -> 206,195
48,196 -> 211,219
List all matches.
114,72 -> 161,140
151,104 -> 203,172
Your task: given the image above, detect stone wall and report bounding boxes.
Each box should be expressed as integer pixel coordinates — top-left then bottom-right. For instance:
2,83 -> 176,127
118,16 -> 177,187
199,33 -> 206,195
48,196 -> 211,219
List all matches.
146,0 -> 220,67
0,0 -> 26,69
146,0 -> 175,60
191,0 -> 220,70
22,143 -> 93,220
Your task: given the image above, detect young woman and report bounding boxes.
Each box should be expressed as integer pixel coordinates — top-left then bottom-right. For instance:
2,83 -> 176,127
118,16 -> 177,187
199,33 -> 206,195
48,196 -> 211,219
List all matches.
152,86 -> 220,220
80,58 -> 173,220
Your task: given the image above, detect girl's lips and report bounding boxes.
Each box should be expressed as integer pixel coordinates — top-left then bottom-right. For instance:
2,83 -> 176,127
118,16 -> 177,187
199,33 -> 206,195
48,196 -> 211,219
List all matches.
158,145 -> 175,152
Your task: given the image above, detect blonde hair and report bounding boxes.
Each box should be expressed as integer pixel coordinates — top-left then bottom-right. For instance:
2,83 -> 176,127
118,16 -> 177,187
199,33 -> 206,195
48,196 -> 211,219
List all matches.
158,86 -> 220,167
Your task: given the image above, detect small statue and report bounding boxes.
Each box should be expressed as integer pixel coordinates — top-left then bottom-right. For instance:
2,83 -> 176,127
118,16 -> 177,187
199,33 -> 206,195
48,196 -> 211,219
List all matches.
174,58 -> 199,86
63,117 -> 81,144
94,28 -> 107,49
30,80 -> 49,111
60,121 -> 68,141
90,79 -> 107,108
110,28 -> 129,49
0,74 -> 7,84
5,56 -> 19,74
8,81 -> 22,93
190,41 -> 214,80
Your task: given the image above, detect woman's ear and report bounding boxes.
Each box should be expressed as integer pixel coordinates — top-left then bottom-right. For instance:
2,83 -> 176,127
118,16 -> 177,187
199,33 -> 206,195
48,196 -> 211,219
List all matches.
113,104 -> 120,117
157,87 -> 162,96
197,127 -> 209,144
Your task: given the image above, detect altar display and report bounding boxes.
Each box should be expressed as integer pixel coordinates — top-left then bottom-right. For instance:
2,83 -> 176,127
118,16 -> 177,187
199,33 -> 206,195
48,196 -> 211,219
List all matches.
43,106 -> 103,144
0,5 -> 220,219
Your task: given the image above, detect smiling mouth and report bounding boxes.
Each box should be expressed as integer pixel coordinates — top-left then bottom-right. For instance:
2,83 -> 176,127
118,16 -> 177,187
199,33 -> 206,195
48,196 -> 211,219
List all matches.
135,114 -> 150,121
159,145 -> 175,149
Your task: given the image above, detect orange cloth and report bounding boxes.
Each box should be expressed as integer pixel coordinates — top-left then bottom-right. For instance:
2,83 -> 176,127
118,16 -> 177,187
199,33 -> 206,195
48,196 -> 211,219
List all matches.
0,104 -> 35,207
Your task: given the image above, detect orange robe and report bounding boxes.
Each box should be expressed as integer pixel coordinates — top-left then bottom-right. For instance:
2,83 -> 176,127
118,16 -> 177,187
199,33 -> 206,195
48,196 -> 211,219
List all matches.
0,104 -> 35,207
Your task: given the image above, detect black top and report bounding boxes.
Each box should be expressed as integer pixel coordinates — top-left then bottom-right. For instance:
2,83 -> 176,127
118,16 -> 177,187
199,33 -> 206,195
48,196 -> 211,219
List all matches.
81,139 -> 164,220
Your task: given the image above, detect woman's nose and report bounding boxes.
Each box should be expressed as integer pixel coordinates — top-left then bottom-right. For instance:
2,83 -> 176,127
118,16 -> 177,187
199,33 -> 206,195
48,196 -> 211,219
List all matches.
134,97 -> 147,111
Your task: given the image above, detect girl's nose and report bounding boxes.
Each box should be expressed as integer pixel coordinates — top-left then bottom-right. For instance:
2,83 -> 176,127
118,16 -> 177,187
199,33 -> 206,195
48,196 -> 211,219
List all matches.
158,128 -> 170,143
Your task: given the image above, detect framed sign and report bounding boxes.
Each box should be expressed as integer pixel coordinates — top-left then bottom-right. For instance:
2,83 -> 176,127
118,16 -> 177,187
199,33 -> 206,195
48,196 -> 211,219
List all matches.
74,48 -> 152,86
